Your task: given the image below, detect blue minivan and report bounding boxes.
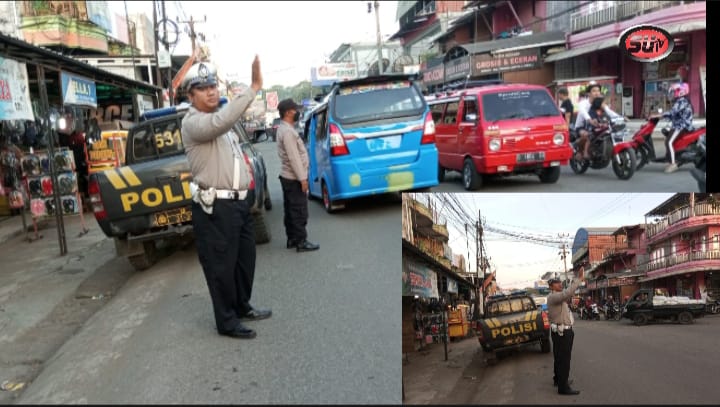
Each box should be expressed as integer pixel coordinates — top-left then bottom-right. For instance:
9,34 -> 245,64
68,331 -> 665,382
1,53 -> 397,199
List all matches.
303,74 -> 438,212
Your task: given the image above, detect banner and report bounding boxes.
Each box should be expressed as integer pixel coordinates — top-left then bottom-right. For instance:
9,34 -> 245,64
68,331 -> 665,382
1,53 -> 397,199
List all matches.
61,72 -> 98,108
444,56 -> 471,82
447,279 -> 458,294
0,58 -> 34,121
422,63 -> 444,86
402,258 -> 439,298
266,91 -> 278,110
312,63 -> 358,83
472,48 -> 541,76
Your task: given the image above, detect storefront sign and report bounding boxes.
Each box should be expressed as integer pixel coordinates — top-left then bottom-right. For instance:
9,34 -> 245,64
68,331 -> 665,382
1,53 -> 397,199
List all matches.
0,58 -> 34,121
472,49 -> 541,76
609,276 -> 637,287
90,103 -> 134,123
447,279 -> 458,294
619,25 -> 674,63
444,56 -> 471,82
587,281 -> 597,290
402,258 -> 439,298
422,63 -> 444,86
61,72 -> 97,108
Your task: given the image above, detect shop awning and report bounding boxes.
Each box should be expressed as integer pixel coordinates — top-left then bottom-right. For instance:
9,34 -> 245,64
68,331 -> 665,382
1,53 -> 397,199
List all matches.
544,19 -> 706,63
446,30 -> 566,58
0,32 -> 161,95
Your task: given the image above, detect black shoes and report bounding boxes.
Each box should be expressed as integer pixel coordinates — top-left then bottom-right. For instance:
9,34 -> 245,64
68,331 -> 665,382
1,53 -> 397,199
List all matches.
295,240 -> 319,252
287,239 -> 297,249
219,323 -> 257,339
558,387 -> 580,395
553,379 -> 573,387
241,308 -> 272,321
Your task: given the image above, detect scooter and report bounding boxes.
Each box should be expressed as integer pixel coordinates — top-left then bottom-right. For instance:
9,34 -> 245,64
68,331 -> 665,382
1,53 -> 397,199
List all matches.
634,111 -> 706,169
629,113 -> 662,171
604,303 -> 622,321
689,134 -> 706,192
570,117 -> 637,180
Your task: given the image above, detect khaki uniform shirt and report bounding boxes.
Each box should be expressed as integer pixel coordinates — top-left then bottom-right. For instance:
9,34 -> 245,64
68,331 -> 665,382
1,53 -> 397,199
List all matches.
277,121 -> 308,181
547,279 -> 582,326
182,87 -> 256,190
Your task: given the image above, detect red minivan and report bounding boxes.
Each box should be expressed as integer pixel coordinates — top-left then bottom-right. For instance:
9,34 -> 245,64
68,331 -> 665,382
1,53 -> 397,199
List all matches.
427,83 -> 572,190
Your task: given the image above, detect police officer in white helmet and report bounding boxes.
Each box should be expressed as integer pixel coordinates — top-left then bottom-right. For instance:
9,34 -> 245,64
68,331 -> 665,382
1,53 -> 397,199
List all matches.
181,56 -> 272,339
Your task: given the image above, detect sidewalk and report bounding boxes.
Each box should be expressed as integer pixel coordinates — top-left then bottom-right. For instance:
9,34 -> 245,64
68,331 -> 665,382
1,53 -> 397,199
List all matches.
403,336 -> 484,404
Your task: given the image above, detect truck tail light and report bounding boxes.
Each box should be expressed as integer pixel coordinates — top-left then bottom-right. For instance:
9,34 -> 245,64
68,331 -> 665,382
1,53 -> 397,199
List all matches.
329,123 -> 350,156
421,112 -> 435,144
541,311 -> 550,330
88,175 -> 107,221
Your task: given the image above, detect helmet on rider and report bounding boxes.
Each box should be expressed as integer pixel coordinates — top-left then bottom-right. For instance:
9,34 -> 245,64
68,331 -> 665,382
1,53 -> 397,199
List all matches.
668,82 -> 689,100
182,62 -> 218,93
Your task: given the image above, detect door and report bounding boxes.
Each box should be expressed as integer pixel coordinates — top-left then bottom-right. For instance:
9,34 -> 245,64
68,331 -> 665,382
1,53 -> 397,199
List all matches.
440,101 -> 460,169
308,109 -> 328,198
459,96 -> 478,159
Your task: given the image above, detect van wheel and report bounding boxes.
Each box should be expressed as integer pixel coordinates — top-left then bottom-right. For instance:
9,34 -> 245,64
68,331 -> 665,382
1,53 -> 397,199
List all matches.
633,313 -> 648,326
321,181 -> 344,213
462,158 -> 482,191
253,210 -> 271,244
539,166 -> 561,183
438,165 -> 446,183
127,241 -> 157,271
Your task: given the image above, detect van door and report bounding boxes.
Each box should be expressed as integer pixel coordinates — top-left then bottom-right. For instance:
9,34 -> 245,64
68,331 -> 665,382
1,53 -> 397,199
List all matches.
308,108 -> 328,198
459,96 -> 479,159
441,101 -> 461,169
431,102 -> 451,165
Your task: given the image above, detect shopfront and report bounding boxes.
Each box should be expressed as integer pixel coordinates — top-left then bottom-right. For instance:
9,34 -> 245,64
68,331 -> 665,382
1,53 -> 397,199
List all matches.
0,32 -> 159,252
420,56 -> 444,94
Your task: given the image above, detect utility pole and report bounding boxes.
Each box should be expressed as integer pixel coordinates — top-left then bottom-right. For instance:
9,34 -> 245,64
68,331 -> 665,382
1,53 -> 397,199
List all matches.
477,210 -> 485,317
558,233 -> 570,288
374,1 -> 384,74
161,0 -> 173,106
179,15 -> 206,56
152,0 -> 163,106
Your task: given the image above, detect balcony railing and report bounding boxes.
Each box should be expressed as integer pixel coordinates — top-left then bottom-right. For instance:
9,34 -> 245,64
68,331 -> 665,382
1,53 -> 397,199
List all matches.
646,202 -> 720,239
638,250 -> 720,273
570,1 -> 685,33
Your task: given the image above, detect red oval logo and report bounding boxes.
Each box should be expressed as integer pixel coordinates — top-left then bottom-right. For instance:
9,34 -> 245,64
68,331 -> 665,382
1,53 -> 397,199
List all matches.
619,25 -> 674,62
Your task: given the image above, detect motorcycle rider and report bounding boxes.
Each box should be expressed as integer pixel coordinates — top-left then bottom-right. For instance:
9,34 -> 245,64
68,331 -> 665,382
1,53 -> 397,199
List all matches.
574,83 -> 622,160
652,82 -> 694,173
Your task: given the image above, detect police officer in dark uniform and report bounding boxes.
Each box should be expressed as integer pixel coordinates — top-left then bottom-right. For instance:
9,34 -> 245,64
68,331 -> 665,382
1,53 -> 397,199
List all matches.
181,56 -> 271,339
547,266 -> 585,395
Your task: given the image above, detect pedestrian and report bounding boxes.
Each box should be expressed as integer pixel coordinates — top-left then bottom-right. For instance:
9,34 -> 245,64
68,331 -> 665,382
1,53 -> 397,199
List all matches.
276,98 -> 319,252
181,57 -> 272,339
557,87 -> 574,126
547,266 -> 585,395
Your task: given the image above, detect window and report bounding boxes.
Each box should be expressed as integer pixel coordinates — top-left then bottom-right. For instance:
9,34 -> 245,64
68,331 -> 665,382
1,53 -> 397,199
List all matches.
444,102 -> 458,124
702,235 -> 707,252
333,81 -> 425,124
462,98 -> 478,122
131,125 -> 155,161
315,109 -> 328,141
430,103 -> 445,125
152,118 -> 183,157
481,90 -> 561,122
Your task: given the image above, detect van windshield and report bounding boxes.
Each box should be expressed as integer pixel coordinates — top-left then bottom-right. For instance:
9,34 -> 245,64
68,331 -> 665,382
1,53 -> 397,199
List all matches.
332,81 -> 425,124
482,90 -> 561,122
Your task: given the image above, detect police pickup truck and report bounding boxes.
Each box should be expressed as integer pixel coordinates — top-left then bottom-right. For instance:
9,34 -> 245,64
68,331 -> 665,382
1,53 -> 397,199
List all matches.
88,102 -> 272,271
476,291 -> 551,365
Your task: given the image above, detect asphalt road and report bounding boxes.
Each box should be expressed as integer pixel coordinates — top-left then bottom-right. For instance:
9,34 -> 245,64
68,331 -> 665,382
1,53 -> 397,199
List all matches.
16,140 -> 401,404
408,315 -> 720,404
433,138 -> 701,192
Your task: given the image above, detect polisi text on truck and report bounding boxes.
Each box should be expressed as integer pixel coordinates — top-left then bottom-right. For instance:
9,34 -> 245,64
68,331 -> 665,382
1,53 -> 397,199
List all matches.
120,181 -> 192,212
491,321 -> 537,338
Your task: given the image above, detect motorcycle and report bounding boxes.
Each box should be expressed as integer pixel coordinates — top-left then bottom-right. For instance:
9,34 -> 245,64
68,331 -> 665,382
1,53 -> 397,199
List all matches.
706,298 -> 719,314
604,303 -> 622,321
690,134 -> 706,192
633,110 -> 706,170
570,116 -> 636,180
580,303 -> 601,320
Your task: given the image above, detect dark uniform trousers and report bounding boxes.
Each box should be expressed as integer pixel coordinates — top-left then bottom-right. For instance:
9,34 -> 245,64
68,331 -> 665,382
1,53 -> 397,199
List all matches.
279,176 -> 308,243
552,329 -> 575,391
192,199 -> 255,332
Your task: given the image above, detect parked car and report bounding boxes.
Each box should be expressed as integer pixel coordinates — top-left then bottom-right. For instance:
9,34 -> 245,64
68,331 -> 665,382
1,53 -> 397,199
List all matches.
427,81 -> 572,190
266,118 -> 283,142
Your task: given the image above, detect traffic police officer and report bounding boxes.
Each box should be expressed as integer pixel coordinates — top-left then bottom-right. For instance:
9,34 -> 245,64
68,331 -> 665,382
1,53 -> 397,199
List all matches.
547,266 -> 585,395
181,57 -> 271,339
276,98 -> 319,252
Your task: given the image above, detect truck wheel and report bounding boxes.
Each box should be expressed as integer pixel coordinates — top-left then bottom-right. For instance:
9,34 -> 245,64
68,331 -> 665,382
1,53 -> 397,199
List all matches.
438,164 -> 446,183
633,313 -> 648,326
538,166 -> 561,184
253,210 -> 271,244
678,311 -> 693,324
540,334 -> 551,353
127,241 -> 157,271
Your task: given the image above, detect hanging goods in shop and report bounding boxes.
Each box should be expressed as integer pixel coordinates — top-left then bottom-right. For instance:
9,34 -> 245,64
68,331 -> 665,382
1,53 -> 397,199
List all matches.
44,198 -> 56,216
62,196 -> 78,214
40,155 -> 50,173
9,190 -> 24,209
53,152 -> 73,172
28,179 -> 43,198
57,174 -> 76,195
41,176 -> 53,196
30,198 -> 46,217
21,155 -> 41,176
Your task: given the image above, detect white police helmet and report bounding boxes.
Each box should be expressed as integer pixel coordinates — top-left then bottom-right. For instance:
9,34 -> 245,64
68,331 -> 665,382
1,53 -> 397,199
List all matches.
182,62 -> 218,92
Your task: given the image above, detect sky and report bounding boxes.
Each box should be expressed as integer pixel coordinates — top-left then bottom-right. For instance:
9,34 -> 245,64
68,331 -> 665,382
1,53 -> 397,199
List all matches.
109,1 -> 400,87
430,193 -> 675,290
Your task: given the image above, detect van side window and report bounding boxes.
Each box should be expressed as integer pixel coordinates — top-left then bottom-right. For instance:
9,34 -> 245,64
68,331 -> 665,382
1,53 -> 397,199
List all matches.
462,98 -> 478,122
444,102 -> 459,125
431,103 -> 445,125
132,125 -> 155,161
316,110 -> 328,141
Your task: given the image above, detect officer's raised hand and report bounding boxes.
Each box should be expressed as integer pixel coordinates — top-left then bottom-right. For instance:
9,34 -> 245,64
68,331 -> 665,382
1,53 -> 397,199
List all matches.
251,55 -> 263,92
